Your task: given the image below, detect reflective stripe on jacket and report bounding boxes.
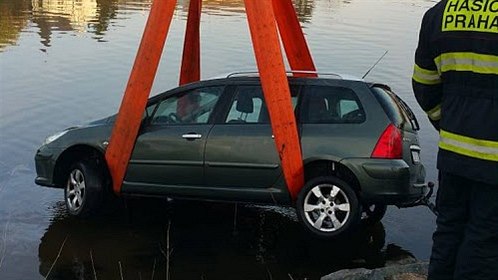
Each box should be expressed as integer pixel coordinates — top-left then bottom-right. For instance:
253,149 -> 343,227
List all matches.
412,0 -> 498,184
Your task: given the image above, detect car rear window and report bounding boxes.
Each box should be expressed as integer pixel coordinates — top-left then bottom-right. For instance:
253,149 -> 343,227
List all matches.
301,86 -> 365,124
370,85 -> 419,131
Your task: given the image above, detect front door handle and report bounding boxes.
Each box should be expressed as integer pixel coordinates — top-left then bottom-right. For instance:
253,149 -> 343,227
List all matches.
182,133 -> 202,140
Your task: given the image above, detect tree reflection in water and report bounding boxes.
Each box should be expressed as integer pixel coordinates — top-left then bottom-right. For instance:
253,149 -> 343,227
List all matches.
0,0 -> 32,50
38,198 -> 413,279
0,0 -> 150,51
0,0 -> 319,52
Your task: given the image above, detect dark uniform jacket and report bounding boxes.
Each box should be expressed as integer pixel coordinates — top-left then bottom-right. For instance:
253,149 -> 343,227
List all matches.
412,0 -> 498,185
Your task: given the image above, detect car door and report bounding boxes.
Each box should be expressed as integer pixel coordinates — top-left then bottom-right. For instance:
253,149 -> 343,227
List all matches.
300,83 -> 372,159
123,85 -> 224,191
204,84 -> 300,189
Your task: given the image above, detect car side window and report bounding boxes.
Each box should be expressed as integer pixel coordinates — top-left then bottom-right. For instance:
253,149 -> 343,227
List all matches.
302,86 -> 365,124
225,85 -> 299,124
151,86 -> 223,125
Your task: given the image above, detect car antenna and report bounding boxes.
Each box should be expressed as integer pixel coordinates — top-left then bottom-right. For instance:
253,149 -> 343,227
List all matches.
362,50 -> 388,79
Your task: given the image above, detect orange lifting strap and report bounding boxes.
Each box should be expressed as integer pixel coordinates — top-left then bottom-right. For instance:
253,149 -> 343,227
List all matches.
105,0 -> 316,201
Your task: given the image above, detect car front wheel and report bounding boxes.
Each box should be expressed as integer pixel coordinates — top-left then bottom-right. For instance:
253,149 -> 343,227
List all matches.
296,176 -> 361,238
65,160 -> 104,217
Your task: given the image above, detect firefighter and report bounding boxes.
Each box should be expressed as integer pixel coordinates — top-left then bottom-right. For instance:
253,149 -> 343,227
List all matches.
412,0 -> 498,279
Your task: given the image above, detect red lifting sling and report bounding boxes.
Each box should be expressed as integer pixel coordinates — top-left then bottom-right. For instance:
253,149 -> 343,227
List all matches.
105,0 -> 316,201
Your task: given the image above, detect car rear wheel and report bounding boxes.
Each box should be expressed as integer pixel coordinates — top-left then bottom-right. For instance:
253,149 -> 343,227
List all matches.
296,176 -> 361,238
65,160 -> 104,217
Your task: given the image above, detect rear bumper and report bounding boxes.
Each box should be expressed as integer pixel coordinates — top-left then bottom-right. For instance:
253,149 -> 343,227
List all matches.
340,158 -> 428,206
399,181 -> 436,214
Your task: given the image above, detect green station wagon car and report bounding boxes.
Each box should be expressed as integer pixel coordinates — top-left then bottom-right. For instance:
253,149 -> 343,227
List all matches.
35,73 -> 430,238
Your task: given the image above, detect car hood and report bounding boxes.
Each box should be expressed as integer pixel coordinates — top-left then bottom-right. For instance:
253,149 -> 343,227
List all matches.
47,117 -> 115,151
87,115 -> 116,125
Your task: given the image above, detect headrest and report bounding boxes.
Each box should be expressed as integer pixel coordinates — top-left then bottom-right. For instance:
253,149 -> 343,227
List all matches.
308,96 -> 328,122
236,93 -> 254,114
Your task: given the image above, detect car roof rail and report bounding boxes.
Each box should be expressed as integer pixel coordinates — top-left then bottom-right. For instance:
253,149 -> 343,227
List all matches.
226,70 -> 344,79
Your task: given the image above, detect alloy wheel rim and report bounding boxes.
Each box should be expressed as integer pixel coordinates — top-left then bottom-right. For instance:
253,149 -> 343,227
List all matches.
303,184 -> 351,232
66,169 -> 86,212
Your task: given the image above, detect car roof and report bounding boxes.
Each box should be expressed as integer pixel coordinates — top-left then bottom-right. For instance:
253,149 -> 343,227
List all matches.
209,71 -> 364,82
148,72 -> 373,105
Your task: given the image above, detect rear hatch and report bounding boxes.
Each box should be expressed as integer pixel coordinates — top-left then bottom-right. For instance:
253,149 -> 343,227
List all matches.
370,84 -> 426,185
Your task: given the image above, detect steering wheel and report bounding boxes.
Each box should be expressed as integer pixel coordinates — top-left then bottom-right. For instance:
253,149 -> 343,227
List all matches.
168,113 -> 181,123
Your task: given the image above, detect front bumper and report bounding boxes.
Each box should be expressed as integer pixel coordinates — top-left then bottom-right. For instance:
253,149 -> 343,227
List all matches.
34,145 -> 58,188
340,158 -> 428,206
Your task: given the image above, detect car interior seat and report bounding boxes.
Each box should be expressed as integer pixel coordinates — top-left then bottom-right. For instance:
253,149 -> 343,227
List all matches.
228,93 -> 254,123
308,96 -> 328,123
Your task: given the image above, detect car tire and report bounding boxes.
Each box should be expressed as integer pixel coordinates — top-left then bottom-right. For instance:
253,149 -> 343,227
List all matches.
64,160 -> 104,217
296,176 -> 361,238
361,204 -> 387,225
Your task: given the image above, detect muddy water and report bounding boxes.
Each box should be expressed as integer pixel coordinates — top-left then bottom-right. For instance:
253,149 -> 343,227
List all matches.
0,0 -> 439,279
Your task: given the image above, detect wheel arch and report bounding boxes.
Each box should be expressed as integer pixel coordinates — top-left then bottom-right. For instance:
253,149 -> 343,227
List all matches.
53,144 -> 111,190
303,158 -> 362,195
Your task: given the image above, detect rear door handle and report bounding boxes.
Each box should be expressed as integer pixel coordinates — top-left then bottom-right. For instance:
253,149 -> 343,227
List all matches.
182,133 -> 202,140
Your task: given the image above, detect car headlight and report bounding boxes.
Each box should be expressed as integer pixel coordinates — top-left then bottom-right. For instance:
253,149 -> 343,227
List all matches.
43,130 -> 68,146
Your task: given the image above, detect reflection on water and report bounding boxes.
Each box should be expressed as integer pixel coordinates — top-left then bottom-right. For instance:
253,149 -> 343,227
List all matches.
0,0 -> 152,50
38,199 -> 412,279
0,1 -> 32,49
0,0 -> 315,52
32,0 -> 99,33
294,0 -> 315,23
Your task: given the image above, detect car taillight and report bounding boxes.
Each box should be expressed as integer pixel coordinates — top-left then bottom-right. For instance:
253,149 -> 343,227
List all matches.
371,124 -> 403,159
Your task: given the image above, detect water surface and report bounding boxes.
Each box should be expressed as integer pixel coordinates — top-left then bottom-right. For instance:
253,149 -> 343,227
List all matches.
0,0 -> 439,279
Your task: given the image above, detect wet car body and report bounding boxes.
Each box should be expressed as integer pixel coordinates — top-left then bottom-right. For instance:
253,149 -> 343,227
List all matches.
35,74 -> 428,237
